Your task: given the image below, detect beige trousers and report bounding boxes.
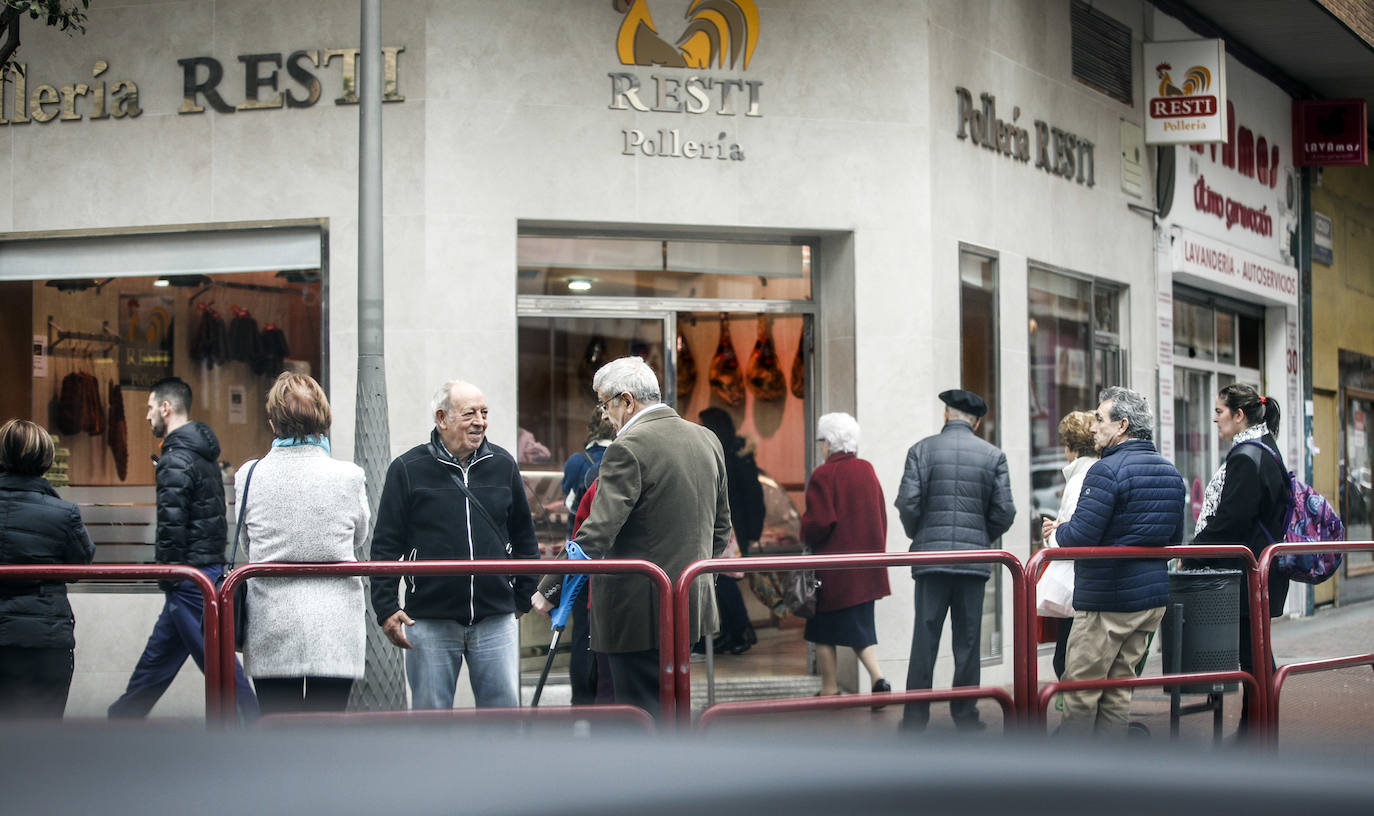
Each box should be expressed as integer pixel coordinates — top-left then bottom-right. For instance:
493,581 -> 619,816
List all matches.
1060,606 -> 1165,736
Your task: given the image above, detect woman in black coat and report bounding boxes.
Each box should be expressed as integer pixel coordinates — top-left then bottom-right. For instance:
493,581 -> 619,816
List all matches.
699,407 -> 765,655
1190,384 -> 1289,737
0,419 -> 96,718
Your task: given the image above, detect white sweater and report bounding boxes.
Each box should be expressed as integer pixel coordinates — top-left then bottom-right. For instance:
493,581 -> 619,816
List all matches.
1047,455 -> 1097,549
234,445 -> 369,679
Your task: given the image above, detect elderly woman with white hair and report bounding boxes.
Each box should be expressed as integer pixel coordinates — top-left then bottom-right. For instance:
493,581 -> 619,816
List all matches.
802,412 -> 892,704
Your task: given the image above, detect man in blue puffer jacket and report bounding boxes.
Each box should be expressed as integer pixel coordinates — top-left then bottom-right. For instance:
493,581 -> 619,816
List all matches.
1047,386 -> 1184,736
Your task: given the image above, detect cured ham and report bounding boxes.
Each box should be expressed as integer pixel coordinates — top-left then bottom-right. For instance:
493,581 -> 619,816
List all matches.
746,315 -> 785,401
708,315 -> 745,407
790,340 -> 805,399
676,330 -> 698,397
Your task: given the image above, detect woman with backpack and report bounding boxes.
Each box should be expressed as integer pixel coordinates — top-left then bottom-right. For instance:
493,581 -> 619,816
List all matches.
1189,383 -> 1290,738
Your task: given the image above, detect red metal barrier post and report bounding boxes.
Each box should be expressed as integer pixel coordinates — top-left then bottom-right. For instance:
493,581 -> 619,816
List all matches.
1024,544 -> 1261,735
0,564 -> 222,722
1260,541 -> 1374,740
217,559 -> 672,723
675,551 -> 1026,728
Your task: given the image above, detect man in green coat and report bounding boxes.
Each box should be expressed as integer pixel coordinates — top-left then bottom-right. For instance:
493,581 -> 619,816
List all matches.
534,356 -> 730,717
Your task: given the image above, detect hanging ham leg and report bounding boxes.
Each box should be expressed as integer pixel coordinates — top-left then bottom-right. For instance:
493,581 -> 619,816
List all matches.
708,315 -> 746,407
676,330 -> 698,397
790,341 -> 805,399
746,315 -> 786,401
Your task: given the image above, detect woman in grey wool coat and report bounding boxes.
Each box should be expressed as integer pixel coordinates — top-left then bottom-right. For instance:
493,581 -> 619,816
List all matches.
234,373 -> 369,714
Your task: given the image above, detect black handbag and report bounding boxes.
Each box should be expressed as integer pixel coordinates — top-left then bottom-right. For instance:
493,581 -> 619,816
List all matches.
226,459 -> 260,651
782,547 -> 821,619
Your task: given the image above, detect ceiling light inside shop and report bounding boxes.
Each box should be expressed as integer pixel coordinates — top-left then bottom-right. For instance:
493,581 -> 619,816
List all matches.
566,278 -> 593,292
153,278 -> 171,287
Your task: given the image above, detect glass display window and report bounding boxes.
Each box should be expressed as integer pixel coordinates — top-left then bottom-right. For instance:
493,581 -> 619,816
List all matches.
16,270 -> 323,567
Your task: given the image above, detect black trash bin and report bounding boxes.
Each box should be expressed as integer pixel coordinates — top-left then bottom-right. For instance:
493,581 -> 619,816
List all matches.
1160,568 -> 1241,694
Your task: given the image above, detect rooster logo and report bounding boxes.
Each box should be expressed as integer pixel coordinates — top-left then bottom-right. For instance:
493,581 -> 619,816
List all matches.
614,0 -> 759,70
1156,63 -> 1210,97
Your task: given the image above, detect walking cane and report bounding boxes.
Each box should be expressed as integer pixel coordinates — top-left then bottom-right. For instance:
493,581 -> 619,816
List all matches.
531,541 -> 590,707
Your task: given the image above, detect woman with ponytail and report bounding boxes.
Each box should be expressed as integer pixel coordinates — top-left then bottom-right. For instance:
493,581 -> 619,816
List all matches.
1190,383 -> 1290,738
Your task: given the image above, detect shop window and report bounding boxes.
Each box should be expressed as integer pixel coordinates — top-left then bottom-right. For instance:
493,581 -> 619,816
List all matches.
1028,267 -> 1121,529
959,248 -> 1002,660
1070,0 -> 1134,106
23,270 -> 324,569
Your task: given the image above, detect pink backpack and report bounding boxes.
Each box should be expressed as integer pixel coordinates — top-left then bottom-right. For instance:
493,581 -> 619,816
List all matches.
1238,441 -> 1346,584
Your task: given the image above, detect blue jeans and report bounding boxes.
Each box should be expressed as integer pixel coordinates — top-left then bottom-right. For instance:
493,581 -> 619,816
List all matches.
405,614 -> 518,709
108,564 -> 259,720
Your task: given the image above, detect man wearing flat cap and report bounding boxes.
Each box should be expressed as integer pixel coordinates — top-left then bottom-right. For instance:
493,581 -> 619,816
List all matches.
895,388 -> 1015,732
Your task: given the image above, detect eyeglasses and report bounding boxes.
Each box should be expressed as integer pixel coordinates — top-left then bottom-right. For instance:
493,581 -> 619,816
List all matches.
595,395 -> 616,414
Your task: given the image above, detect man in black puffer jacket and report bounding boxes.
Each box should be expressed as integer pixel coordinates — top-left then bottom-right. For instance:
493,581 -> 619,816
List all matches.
370,380 -> 539,709
108,377 -> 258,719
896,389 -> 1016,732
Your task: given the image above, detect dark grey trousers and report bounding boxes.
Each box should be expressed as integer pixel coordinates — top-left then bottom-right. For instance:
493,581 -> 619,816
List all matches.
903,573 -> 986,728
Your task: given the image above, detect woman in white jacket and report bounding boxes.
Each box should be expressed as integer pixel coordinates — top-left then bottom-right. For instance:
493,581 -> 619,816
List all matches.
1039,411 -> 1098,680
235,373 -> 369,714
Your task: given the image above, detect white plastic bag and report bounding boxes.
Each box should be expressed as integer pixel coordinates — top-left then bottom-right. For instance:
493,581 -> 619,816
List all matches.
1036,558 -> 1075,618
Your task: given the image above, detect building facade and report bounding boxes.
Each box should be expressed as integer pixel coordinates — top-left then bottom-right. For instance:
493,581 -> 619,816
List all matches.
0,0 -> 1336,715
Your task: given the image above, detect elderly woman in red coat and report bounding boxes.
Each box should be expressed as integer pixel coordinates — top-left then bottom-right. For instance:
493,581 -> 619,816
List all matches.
803,412 -> 892,705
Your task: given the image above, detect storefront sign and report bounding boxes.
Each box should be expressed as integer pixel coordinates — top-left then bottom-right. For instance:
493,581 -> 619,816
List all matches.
1143,39 -> 1227,144
1171,227 -> 1298,307
1170,90 -> 1294,262
953,87 -> 1096,187
1292,99 -> 1368,166
118,295 -> 175,389
1313,211 -> 1334,265
0,47 -> 406,126
608,1 -> 761,162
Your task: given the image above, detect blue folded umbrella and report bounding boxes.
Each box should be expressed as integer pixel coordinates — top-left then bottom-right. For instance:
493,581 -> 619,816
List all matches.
551,540 -> 591,631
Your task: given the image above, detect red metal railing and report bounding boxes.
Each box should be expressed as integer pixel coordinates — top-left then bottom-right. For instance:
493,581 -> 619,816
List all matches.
674,551 -> 1026,727
697,685 -> 1015,731
1260,541 -> 1374,741
0,564 -> 223,721
1024,545 -> 1263,735
253,704 -> 655,732
1034,670 -> 1261,732
215,559 -> 672,724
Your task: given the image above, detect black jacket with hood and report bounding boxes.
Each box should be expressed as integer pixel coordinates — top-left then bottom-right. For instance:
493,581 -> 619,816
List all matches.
154,421 -> 228,569
370,432 -> 539,625
0,473 -> 96,649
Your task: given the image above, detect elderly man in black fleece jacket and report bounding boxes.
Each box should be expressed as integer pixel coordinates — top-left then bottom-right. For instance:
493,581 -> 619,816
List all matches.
370,381 -> 539,709
108,377 -> 258,720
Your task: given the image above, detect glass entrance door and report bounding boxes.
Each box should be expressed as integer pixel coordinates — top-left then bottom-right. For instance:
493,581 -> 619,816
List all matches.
516,314 -> 669,556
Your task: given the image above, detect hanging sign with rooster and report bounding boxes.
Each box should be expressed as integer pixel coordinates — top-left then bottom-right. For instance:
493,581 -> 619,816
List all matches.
1142,39 -> 1227,145
608,1 -> 761,161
